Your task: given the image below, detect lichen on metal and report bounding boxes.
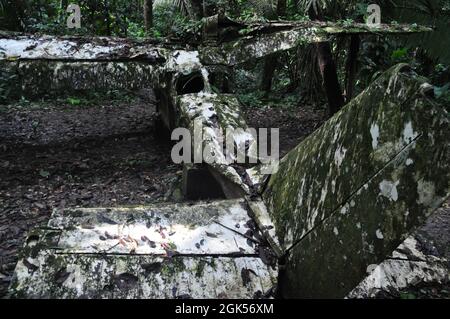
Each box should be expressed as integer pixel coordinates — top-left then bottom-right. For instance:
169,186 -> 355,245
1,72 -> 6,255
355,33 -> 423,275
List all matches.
2,19 -> 444,299
0,35 -> 164,61
199,21 -> 432,66
11,251 -> 277,299
348,236 -> 449,298
263,64 -> 449,298
48,200 -> 257,255
246,197 -> 283,258
176,93 -> 258,195
21,61 -> 155,98
9,200 -> 278,299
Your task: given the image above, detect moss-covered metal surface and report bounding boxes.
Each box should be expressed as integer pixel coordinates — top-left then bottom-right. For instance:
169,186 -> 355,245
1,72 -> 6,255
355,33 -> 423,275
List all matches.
348,235 -> 449,298
12,61 -> 156,99
10,251 -> 276,299
9,199 -> 278,299
0,36 -> 164,61
0,36 -> 257,197
0,24 -> 433,197
0,22 -> 430,64
263,64 -> 449,298
2,23 -> 444,299
48,200 -> 256,255
246,197 -> 283,258
199,21 -> 432,66
177,93 -> 258,196
0,21 -> 432,98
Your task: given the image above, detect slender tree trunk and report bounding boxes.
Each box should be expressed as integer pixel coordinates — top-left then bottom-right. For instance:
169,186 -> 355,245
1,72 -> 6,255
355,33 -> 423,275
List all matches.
60,0 -> 68,25
260,0 -> 286,93
261,55 -> 278,93
277,0 -> 287,17
316,42 -> 345,115
143,0 -> 153,32
309,7 -> 345,115
344,35 -> 360,102
105,1 -> 112,36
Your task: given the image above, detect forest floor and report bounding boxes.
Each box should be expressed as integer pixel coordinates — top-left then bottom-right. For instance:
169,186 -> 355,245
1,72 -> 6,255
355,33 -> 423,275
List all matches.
0,93 -> 448,298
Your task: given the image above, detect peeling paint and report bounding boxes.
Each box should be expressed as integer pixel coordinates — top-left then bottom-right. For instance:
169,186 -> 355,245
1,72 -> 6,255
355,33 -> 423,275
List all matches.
379,180 -> 399,202
370,123 -> 380,150
402,121 -> 416,144
265,64 -> 449,298
348,235 -> 449,298
334,146 -> 347,167
375,229 -> 384,240
9,199 -> 278,299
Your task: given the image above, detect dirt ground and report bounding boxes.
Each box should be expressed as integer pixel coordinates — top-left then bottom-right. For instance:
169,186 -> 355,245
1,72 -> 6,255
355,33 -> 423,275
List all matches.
0,96 -> 448,298
243,102 -> 327,158
0,95 -> 181,297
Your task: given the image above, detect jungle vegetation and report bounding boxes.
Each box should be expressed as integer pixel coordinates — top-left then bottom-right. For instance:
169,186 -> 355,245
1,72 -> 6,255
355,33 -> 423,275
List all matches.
0,0 -> 449,113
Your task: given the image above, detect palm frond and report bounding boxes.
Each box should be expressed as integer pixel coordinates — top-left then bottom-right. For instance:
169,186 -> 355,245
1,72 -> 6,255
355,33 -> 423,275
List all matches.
173,0 -> 189,15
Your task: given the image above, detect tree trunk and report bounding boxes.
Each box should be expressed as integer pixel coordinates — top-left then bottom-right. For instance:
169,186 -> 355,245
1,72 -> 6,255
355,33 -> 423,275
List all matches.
143,0 -> 153,32
60,0 -> 68,24
260,0 -> 286,93
277,0 -> 287,17
104,1 -> 112,36
261,55 -> 278,93
344,35 -> 360,102
316,42 -> 345,115
309,6 -> 344,115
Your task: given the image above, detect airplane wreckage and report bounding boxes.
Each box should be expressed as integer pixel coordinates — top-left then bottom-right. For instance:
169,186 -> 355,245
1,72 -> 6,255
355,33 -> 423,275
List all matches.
0,15 -> 448,299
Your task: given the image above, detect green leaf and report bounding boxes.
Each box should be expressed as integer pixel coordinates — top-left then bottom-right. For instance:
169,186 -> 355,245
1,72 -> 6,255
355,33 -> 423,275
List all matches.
67,97 -> 81,105
391,48 -> 408,60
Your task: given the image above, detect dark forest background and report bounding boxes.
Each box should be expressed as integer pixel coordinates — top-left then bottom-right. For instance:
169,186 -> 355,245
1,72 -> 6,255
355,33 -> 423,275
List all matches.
1,1 -> 449,109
